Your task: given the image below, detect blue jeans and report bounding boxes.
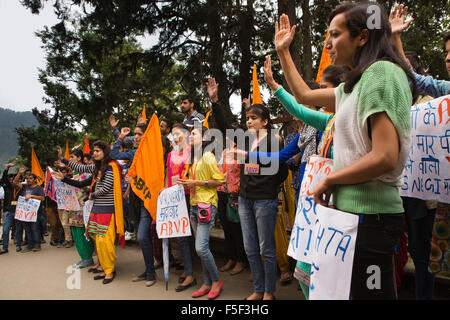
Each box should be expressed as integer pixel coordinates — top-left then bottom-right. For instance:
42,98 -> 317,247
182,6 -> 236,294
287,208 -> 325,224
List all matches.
2,211 -> 15,250
137,205 -> 155,281
178,194 -> 195,277
123,198 -> 134,233
238,197 -> 278,294
190,204 -> 219,286
22,218 -> 41,249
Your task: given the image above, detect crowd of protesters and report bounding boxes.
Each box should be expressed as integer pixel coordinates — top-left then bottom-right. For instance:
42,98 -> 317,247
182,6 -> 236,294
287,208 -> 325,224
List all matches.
0,2 -> 449,300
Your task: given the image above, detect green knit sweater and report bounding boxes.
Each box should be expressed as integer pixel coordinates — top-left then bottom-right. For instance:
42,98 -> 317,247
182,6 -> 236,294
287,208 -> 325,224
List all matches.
333,61 -> 412,214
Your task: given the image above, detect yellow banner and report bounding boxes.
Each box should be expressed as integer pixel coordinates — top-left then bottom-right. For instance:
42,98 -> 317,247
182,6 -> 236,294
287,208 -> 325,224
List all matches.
31,147 -> 45,186
127,114 -> 165,220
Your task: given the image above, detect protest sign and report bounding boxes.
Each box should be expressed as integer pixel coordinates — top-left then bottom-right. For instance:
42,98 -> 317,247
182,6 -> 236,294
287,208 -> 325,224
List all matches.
308,204 -> 359,300
399,95 -> 450,203
54,179 -> 81,211
14,196 -> 41,222
288,156 -> 334,263
83,200 -> 94,228
156,184 -> 191,239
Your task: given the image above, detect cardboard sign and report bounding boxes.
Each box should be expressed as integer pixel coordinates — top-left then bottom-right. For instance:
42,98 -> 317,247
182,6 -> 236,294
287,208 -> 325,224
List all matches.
288,156 -> 334,263
308,204 -> 359,300
14,196 -> 41,222
156,185 -> 191,239
54,179 -> 81,211
399,95 -> 450,203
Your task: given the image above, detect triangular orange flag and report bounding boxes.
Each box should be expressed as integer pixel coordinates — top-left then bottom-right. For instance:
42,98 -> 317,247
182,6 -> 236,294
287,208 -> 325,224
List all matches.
252,64 -> 262,105
316,29 -> 331,84
64,140 -> 70,160
82,136 -> 90,154
31,147 -> 45,186
203,110 -> 212,129
127,114 -> 165,220
142,105 -> 147,121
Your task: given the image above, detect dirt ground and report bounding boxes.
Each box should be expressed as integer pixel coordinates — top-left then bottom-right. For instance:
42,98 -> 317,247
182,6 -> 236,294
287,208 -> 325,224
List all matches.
0,234 -> 302,300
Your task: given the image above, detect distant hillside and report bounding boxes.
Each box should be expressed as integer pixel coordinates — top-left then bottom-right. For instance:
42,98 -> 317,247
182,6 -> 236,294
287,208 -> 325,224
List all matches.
0,107 -> 37,168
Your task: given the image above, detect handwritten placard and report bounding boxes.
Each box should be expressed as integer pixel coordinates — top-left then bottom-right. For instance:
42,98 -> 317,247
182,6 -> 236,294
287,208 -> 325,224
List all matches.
54,179 -> 81,211
14,196 -> 41,222
83,200 -> 94,228
156,185 -> 191,239
308,204 -> 359,300
400,95 -> 450,203
288,156 -> 334,263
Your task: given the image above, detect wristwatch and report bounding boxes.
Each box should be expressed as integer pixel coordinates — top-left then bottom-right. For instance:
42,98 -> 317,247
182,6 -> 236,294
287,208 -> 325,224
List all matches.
205,181 -> 209,187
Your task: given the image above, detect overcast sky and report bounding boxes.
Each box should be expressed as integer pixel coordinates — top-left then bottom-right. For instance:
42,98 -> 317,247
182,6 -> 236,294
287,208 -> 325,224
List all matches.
0,0 -> 59,112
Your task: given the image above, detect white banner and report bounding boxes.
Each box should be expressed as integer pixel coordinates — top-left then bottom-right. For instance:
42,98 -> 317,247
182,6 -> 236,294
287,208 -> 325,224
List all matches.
156,184 -> 191,239
308,204 -> 359,300
83,200 -> 94,228
399,95 -> 450,203
14,196 -> 41,222
288,156 -> 334,263
54,179 -> 81,211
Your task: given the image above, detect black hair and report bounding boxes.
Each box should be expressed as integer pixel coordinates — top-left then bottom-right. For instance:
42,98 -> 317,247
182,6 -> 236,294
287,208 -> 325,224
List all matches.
172,123 -> 189,132
83,153 -> 92,161
70,148 -> 84,159
181,95 -> 195,105
135,122 -> 148,134
322,65 -> 350,87
92,140 -> 112,181
444,32 -> 450,50
328,1 -> 417,101
405,51 -> 426,75
161,118 -> 173,131
189,126 -> 217,164
245,104 -> 273,129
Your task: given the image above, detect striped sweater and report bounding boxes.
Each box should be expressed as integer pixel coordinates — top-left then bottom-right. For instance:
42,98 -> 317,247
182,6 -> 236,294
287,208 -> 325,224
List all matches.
62,159 -> 116,213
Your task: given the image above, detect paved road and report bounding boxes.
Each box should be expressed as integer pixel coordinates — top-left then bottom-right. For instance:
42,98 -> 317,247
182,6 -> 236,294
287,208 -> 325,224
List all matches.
0,234 -> 301,300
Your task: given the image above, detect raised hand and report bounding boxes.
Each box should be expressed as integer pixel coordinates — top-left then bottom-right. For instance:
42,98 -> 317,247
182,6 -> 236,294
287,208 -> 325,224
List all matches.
389,4 -> 413,35
5,160 -> 17,170
137,113 -> 146,124
120,127 -> 131,137
109,115 -> 119,128
275,14 -> 296,52
18,166 -> 27,174
206,78 -> 219,103
263,55 -> 279,91
51,171 -> 64,180
54,160 -> 64,168
56,146 -> 63,160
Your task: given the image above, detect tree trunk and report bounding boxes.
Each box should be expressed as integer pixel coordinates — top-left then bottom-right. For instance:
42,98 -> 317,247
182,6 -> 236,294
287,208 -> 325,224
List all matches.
300,0 -> 313,81
237,0 -> 254,124
206,0 -> 233,120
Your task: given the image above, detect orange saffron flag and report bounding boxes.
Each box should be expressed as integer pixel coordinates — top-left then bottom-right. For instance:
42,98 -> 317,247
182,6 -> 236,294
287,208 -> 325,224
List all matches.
127,114 -> 165,220
203,110 -> 212,129
316,29 -> 331,84
82,136 -> 90,154
31,147 -> 45,186
64,140 -> 70,160
142,105 -> 147,121
252,64 -> 262,105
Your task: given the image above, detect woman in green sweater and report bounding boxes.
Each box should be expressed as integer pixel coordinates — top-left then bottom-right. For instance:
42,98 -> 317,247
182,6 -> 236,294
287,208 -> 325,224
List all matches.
275,2 -> 417,299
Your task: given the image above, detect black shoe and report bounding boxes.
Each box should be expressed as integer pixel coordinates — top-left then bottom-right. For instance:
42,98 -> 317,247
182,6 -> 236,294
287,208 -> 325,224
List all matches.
102,271 -> 116,284
94,274 -> 106,280
178,276 -> 187,284
0,249 -> 8,255
16,247 -> 22,252
175,279 -> 197,292
50,240 -> 59,246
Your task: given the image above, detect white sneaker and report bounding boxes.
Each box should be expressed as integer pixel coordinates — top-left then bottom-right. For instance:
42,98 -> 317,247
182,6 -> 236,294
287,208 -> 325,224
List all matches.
124,232 -> 132,241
